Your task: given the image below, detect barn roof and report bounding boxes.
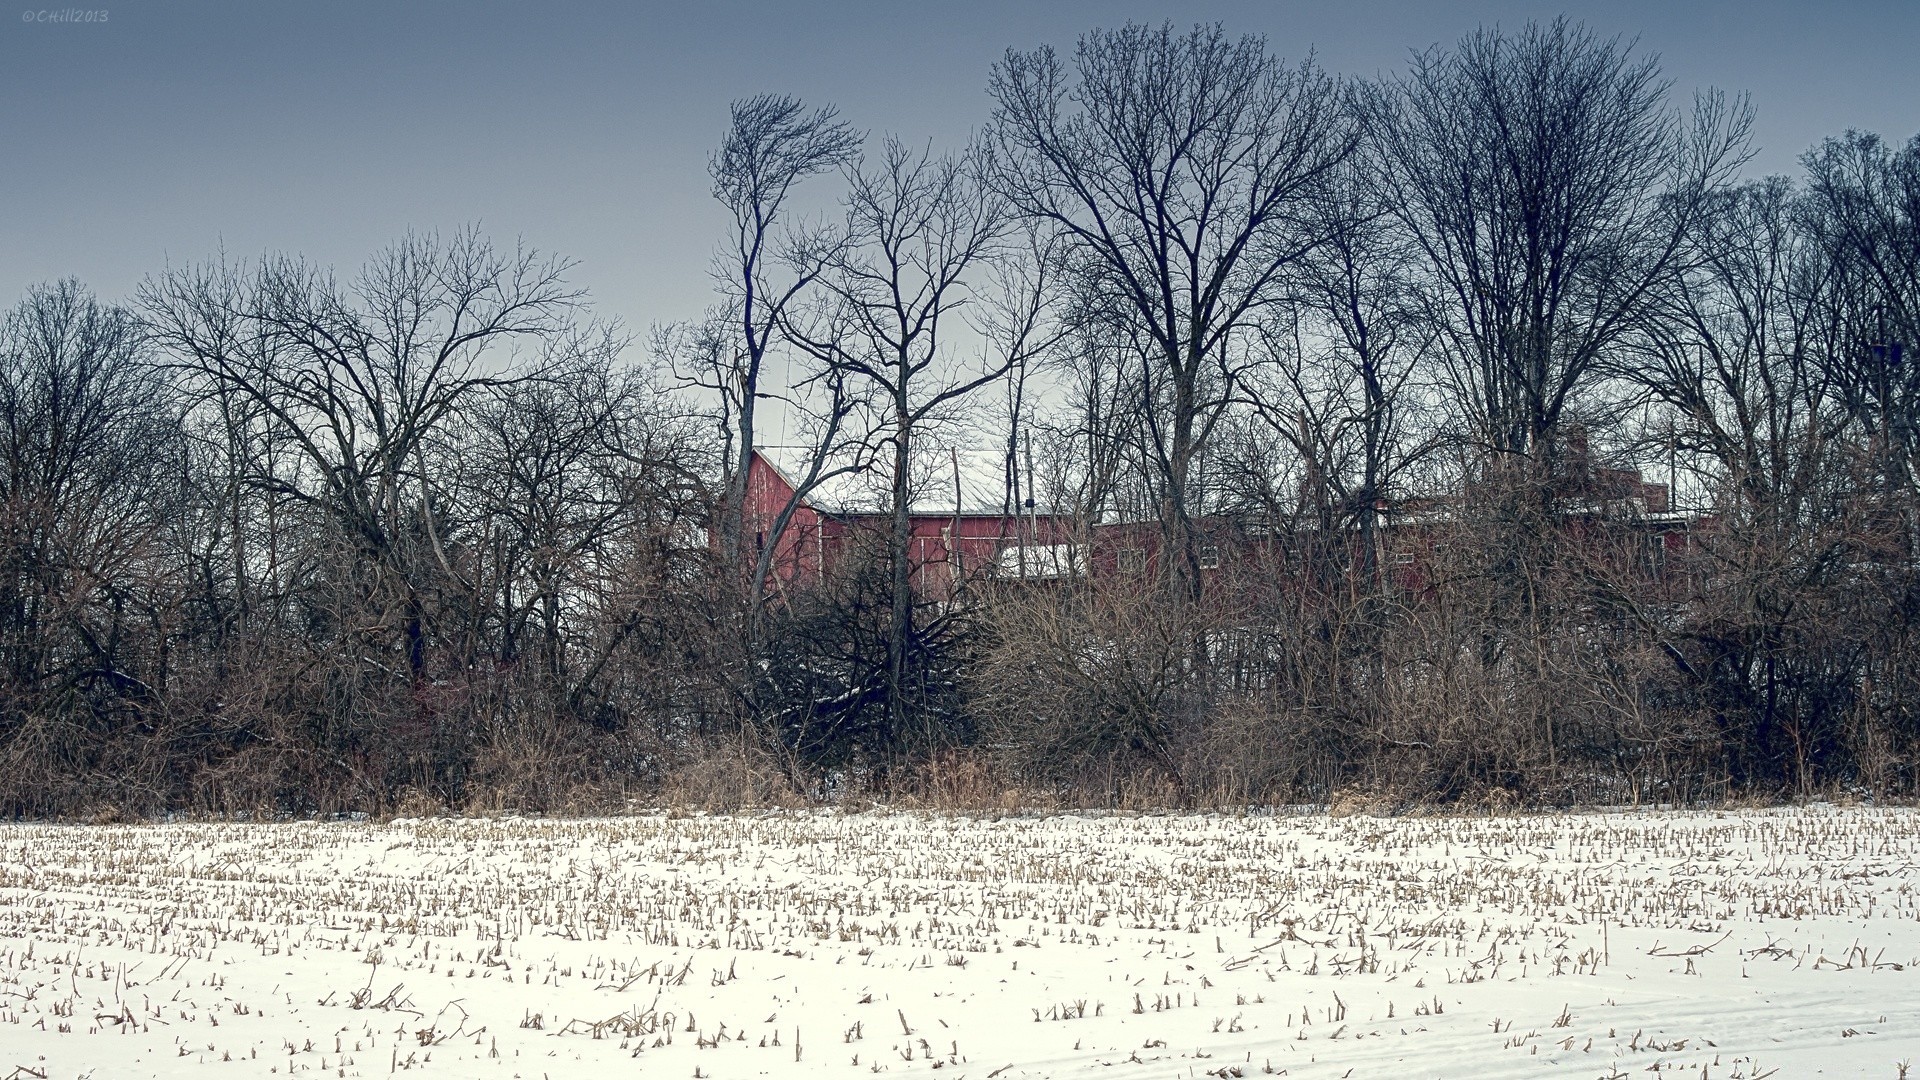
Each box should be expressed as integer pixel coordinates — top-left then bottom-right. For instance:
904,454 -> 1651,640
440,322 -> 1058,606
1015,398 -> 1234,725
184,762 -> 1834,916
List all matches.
758,444 -> 1029,518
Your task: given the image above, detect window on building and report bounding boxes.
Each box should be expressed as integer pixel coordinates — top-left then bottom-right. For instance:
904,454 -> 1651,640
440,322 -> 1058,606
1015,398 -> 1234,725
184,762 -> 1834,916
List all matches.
994,543 -> 1083,579
1117,548 -> 1145,574
1197,544 -> 1221,570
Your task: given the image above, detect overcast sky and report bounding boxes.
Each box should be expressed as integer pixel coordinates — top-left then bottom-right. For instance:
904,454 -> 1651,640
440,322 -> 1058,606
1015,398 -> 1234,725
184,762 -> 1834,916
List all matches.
5,0 -> 1917,334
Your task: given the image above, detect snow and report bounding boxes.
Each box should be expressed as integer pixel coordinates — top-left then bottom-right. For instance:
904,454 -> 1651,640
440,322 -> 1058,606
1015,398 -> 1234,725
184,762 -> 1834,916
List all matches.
1,807 -> 1916,1078
758,444 -> 1021,517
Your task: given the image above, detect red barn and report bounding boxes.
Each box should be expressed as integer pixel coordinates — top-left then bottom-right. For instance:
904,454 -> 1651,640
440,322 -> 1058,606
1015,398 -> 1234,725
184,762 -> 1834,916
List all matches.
740,446 -> 1080,596
735,435 -> 1700,601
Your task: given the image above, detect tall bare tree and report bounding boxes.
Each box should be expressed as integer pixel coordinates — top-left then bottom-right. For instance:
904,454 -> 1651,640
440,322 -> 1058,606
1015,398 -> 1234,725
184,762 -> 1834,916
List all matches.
787,139 -> 1016,751
699,95 -> 861,568
1365,18 -> 1750,471
988,21 -> 1355,598
1360,20 -> 1751,771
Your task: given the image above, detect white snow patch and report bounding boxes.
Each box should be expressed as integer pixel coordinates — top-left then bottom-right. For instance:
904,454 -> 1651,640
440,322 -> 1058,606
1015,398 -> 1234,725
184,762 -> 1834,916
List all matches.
0,808 -> 1915,1078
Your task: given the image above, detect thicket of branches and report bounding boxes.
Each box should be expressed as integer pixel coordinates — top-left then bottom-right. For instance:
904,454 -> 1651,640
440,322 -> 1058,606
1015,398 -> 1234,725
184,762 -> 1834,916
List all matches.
5,19 -> 1918,816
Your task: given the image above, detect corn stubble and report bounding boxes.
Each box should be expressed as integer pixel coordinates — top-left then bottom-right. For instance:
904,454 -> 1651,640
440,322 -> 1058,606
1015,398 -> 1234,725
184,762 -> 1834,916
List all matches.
0,808 -> 1916,1077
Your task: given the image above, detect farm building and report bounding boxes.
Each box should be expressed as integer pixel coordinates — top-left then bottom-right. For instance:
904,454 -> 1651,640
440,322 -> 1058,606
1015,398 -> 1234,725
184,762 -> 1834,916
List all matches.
741,445 -> 1081,595
735,434 -> 1701,598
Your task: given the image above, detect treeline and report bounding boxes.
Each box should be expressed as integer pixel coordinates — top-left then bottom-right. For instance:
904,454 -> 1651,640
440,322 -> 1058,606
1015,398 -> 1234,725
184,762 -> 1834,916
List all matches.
4,19 -> 1917,816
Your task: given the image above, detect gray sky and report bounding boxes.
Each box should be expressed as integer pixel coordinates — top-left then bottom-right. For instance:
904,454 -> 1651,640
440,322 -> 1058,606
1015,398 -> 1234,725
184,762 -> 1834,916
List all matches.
5,0 -> 1917,333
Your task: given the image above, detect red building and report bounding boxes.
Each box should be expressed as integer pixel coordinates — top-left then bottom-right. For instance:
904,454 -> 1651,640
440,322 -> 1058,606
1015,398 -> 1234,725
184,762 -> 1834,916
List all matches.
741,447 -> 1079,595
737,438 -> 1700,599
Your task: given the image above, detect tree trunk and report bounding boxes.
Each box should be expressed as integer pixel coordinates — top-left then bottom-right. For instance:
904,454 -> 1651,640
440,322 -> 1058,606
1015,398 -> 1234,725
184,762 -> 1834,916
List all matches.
887,388 -> 913,753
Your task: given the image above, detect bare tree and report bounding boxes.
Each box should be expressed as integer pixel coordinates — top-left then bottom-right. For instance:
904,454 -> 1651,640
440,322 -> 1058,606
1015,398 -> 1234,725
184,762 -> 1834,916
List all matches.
1248,157 -> 1436,591
1801,131 -> 1920,496
977,225 -> 1066,538
1365,18 -> 1750,470
698,95 -> 862,568
143,229 -> 579,678
786,139 -> 1016,752
1798,133 -> 1920,788
1636,176 -> 1863,791
0,281 -> 182,814
459,335 -> 702,685
988,21 -> 1355,599
1358,21 -> 1751,773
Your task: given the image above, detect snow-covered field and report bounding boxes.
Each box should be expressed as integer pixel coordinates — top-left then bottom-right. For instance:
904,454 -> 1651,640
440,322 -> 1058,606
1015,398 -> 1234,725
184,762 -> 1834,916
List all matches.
1,809 -> 1916,1079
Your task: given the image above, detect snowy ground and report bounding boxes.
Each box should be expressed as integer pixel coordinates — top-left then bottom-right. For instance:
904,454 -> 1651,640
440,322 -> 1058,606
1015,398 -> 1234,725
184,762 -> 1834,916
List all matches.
1,808 -> 1916,1079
